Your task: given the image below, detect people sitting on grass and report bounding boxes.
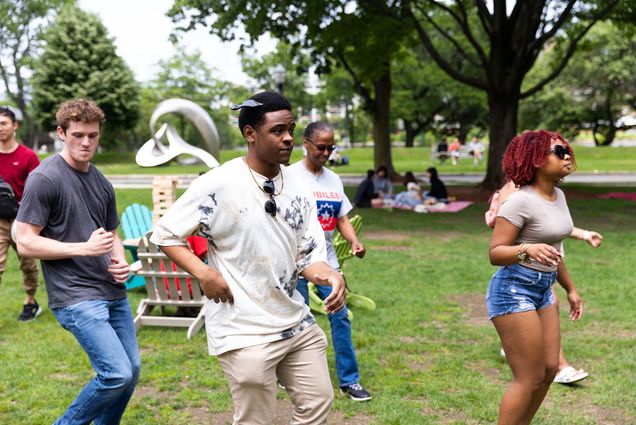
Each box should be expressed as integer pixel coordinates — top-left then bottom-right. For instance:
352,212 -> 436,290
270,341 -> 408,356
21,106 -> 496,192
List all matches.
424,167 -> 448,204
353,170 -> 377,208
372,165 -> 393,199
393,171 -> 424,210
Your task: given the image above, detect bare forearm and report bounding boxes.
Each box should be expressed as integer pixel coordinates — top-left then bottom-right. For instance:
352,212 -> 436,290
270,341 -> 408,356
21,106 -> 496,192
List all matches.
159,244 -> 217,280
336,217 -> 358,246
18,234 -> 89,260
301,262 -> 338,286
489,244 -> 525,266
111,232 -> 127,261
556,262 -> 575,293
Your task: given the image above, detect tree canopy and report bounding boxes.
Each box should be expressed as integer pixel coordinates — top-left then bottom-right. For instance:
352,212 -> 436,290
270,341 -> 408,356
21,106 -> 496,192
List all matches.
0,0 -> 70,145
30,4 -> 140,149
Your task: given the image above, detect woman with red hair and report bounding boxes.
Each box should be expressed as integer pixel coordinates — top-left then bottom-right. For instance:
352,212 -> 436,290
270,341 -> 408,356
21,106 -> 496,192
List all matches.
487,130 -> 583,424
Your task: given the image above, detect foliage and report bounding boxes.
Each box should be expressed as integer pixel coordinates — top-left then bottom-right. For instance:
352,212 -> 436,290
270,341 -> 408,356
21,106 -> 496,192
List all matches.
519,21 -> 636,145
402,0 -> 628,188
137,47 -> 240,149
391,44 -> 487,146
1,188 -> 635,423
30,4 -> 140,149
240,41 -> 315,114
0,0 -> 70,145
168,0 -> 414,176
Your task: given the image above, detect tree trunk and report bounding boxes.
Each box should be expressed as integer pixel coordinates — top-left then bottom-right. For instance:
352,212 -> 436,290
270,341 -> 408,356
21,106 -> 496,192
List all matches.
372,70 -> 397,178
481,93 -> 520,191
404,119 -> 417,148
593,123 -> 616,146
345,102 -> 355,146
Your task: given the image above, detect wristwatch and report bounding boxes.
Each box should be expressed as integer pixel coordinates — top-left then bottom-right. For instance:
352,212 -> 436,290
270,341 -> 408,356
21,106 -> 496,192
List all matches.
517,243 -> 529,262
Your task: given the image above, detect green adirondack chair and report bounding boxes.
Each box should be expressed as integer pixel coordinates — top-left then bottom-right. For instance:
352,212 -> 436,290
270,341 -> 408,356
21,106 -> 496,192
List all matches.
308,215 -> 376,318
121,203 -> 153,290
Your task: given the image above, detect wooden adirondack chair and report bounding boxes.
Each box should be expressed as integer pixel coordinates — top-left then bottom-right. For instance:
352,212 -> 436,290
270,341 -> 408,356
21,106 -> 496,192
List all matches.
121,204 -> 153,289
308,214 -> 376,318
133,232 -> 206,339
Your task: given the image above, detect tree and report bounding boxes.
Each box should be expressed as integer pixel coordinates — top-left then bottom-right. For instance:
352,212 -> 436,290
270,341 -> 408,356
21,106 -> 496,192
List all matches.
30,4 -> 140,149
401,0 -> 625,188
520,21 -> 636,146
391,44 -> 487,147
142,47 -> 239,149
240,42 -> 316,116
0,0 -> 69,146
168,0 -> 412,177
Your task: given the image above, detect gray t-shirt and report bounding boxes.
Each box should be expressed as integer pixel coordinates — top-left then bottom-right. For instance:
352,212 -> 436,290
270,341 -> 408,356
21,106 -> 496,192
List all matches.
497,186 -> 573,272
18,155 -> 125,308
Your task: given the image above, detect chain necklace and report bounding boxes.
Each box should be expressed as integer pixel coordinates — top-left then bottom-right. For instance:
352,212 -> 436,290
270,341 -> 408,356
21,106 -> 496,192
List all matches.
243,156 -> 284,196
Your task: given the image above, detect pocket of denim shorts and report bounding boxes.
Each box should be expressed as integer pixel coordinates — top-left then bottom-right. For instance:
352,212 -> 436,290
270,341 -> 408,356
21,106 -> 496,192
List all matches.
510,266 -> 539,286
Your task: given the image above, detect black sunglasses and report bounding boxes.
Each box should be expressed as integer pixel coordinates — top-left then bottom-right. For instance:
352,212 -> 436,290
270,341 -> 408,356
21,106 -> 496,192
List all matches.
307,139 -> 337,153
263,179 -> 277,217
550,145 -> 569,160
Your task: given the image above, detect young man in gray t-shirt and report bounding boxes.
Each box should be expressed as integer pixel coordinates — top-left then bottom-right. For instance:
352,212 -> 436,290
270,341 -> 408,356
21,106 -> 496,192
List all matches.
16,99 -> 140,424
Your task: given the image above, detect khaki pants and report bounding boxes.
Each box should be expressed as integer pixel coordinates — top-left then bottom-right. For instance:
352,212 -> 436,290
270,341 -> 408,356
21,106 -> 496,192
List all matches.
0,218 -> 39,296
218,324 -> 333,425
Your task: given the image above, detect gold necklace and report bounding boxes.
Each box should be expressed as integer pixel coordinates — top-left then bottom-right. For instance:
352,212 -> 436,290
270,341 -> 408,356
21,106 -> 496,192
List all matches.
243,156 -> 284,196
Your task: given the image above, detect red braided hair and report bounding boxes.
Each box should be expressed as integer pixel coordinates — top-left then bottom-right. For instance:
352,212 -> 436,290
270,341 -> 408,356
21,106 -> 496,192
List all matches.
502,130 -> 575,186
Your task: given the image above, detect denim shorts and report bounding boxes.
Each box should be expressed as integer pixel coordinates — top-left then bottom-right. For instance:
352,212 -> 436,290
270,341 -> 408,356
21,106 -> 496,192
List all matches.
486,263 -> 557,320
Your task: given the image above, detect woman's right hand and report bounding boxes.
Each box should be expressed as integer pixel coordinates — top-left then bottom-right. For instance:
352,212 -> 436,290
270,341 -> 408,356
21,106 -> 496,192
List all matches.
526,243 -> 562,266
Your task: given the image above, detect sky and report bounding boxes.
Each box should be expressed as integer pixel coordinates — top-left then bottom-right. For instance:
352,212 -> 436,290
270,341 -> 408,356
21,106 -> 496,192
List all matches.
79,0 -> 275,85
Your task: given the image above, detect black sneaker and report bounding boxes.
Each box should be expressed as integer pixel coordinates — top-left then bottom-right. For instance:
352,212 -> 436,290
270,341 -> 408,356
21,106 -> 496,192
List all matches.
18,302 -> 42,322
340,383 -> 372,401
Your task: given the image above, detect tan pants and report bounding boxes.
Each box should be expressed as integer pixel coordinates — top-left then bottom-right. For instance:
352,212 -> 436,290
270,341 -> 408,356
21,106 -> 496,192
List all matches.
218,324 -> 333,425
0,218 -> 39,296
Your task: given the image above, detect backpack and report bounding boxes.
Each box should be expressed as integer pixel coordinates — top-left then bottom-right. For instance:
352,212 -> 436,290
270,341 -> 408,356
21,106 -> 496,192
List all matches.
0,176 -> 19,220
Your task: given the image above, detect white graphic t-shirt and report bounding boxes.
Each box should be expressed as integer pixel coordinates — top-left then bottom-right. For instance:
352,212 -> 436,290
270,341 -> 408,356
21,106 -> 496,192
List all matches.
287,161 -> 352,269
151,158 -> 327,355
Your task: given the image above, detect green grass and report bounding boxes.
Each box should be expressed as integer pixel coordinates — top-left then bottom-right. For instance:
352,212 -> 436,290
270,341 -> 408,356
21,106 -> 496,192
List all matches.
1,185 -> 634,423
80,144 -> 636,175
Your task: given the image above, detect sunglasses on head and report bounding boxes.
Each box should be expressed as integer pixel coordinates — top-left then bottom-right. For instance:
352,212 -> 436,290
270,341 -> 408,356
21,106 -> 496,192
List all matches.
307,139 -> 337,153
263,179 -> 277,217
550,144 -> 569,160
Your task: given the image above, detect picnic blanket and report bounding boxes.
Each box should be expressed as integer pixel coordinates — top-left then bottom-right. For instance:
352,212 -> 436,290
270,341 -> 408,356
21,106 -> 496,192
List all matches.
426,201 -> 473,213
598,192 -> 636,202
374,199 -> 474,213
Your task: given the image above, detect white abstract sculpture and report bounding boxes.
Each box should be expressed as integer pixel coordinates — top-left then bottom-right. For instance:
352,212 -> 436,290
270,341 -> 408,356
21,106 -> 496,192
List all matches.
136,98 -> 221,168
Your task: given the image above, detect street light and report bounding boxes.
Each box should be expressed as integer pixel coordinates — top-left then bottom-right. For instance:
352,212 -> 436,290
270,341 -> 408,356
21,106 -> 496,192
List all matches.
272,64 -> 286,94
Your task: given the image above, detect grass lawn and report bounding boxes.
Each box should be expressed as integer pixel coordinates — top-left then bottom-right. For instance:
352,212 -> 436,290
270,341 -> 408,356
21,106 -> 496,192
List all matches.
0,185 -> 634,424
90,144 -> 636,176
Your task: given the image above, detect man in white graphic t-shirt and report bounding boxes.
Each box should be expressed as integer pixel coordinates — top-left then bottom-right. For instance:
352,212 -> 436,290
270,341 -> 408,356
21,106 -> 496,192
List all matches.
152,92 -> 346,424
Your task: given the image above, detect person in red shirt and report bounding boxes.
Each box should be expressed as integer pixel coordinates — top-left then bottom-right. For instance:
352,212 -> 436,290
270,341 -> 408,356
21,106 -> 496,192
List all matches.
0,106 -> 41,321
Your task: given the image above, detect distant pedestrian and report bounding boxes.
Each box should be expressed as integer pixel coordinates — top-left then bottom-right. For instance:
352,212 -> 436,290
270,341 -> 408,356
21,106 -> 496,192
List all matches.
0,106 -> 41,321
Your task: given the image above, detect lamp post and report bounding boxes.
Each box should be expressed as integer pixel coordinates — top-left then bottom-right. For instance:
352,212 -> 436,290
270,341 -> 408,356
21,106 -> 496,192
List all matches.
272,64 -> 286,94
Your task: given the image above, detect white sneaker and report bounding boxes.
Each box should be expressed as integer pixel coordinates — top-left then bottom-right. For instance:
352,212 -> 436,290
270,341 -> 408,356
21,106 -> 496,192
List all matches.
554,366 -> 589,384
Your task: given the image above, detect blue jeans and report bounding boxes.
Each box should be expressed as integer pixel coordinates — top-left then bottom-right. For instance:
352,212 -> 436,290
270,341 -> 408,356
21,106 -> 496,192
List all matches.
52,298 -> 141,425
296,277 -> 360,387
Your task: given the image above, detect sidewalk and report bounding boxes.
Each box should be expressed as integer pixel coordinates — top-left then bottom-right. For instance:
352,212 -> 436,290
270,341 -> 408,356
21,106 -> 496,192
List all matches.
107,172 -> 636,189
